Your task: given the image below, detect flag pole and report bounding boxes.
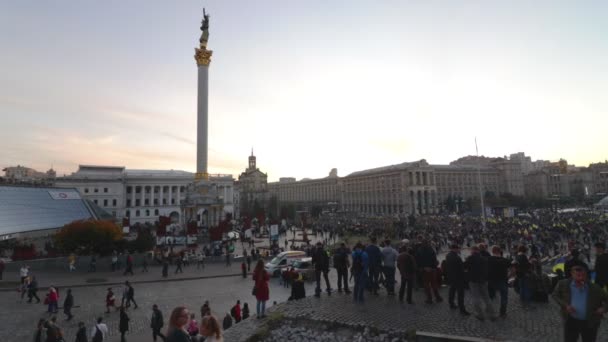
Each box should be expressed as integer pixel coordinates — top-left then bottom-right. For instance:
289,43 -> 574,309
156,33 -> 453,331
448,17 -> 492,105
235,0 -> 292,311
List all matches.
475,137 -> 487,230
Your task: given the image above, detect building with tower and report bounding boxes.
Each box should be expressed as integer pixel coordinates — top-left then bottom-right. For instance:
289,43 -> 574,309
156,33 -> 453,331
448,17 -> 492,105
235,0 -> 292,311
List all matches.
236,150 -> 268,218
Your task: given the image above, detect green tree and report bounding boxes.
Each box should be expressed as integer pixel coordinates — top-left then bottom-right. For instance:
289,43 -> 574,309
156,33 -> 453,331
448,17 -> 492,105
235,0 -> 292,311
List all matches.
54,219 -> 123,256
129,228 -> 156,253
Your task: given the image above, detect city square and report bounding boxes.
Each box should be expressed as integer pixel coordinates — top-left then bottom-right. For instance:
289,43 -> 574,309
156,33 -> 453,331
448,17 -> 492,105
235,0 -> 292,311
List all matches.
2,1 -> 608,342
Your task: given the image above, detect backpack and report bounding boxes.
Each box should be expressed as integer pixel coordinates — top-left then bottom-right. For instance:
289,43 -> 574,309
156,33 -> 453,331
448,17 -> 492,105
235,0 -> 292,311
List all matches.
352,252 -> 363,275
92,325 -> 103,342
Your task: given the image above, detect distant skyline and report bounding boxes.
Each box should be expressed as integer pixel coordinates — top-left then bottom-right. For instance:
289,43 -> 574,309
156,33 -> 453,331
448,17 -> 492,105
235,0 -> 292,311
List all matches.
1,1 -> 607,181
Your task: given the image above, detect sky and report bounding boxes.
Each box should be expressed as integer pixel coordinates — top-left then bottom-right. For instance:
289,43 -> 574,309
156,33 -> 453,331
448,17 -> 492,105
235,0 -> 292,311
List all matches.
1,1 -> 607,181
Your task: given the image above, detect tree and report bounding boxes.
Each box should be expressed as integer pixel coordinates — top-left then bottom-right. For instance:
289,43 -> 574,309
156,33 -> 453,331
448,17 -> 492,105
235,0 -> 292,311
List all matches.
54,219 -> 123,256
129,228 -> 156,253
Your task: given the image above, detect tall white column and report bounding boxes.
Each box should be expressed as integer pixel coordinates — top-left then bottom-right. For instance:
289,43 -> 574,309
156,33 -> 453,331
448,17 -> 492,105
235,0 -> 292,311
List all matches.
169,186 -> 173,205
151,186 -> 155,206
131,187 -> 135,208
177,186 -> 181,205
141,186 -> 145,207
160,186 -> 164,206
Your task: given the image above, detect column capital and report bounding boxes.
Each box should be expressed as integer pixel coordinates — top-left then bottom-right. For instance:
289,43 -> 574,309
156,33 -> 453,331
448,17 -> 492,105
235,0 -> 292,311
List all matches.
195,48 -> 213,66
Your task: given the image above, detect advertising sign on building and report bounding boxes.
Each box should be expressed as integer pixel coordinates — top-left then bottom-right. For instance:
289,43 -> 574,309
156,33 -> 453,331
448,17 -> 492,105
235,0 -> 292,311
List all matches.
48,190 -> 81,200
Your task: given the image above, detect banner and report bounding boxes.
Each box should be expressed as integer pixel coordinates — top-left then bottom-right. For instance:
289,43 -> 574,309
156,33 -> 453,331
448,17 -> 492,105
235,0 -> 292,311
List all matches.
48,190 -> 81,200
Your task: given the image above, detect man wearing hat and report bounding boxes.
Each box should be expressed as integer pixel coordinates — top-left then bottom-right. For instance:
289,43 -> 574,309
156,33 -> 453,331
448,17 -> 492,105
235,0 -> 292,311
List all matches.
553,265 -> 608,342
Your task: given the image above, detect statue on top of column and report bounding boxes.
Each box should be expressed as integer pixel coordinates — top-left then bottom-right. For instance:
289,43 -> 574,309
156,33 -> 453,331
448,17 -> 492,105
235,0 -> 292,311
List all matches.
199,8 -> 210,49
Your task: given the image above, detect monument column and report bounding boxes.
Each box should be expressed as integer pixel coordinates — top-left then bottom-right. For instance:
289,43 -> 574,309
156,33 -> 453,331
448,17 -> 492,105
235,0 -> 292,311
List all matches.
195,10 -> 213,181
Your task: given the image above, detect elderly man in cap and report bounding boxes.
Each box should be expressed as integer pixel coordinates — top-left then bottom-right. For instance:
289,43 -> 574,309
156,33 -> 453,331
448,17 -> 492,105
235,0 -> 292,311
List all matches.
553,265 -> 608,342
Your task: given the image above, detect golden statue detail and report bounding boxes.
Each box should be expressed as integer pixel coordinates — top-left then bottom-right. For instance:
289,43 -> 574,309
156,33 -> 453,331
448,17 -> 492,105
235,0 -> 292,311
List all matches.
195,8 -> 213,67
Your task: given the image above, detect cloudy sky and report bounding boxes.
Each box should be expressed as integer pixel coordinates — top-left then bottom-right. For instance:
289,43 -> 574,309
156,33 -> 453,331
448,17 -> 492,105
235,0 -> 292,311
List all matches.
1,1 -> 607,181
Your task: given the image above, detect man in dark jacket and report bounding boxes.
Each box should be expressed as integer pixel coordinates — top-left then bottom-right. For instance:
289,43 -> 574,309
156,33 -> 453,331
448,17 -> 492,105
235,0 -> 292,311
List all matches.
465,245 -> 496,321
487,246 -> 511,317
312,242 -> 332,297
365,237 -> 382,295
593,242 -> 608,290
397,246 -> 416,304
63,289 -> 74,321
444,244 -> 470,315
416,239 -> 443,304
553,265 -> 608,342
150,304 -> 165,342
333,243 -> 351,294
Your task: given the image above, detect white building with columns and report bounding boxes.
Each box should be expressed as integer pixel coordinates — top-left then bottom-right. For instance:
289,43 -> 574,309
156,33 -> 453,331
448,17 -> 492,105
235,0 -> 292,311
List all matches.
54,165 -> 234,226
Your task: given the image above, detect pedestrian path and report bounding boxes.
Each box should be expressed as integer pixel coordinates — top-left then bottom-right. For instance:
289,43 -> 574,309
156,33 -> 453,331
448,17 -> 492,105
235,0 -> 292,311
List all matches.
0,261 -> 244,291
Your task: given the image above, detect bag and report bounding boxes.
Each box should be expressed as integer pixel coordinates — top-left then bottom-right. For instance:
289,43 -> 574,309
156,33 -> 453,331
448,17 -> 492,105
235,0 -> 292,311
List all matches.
252,286 -> 257,296
230,305 -> 236,317
92,325 -> 103,342
352,252 -> 363,275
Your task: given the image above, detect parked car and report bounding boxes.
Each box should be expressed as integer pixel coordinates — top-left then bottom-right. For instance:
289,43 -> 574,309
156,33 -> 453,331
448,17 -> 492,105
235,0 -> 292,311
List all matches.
291,257 -> 314,281
265,251 -> 307,277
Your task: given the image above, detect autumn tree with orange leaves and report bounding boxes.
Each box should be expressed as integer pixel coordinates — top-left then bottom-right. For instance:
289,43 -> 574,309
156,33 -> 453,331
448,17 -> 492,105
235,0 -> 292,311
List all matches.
54,219 -> 123,256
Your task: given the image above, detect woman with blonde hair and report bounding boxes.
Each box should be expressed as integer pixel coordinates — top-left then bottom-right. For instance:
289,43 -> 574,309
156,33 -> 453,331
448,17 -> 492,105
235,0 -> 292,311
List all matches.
166,306 -> 191,342
200,315 -> 223,342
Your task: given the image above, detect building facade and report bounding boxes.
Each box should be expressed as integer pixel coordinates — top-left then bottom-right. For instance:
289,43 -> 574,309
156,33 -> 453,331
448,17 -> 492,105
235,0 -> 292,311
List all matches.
268,169 -> 340,208
236,151 -> 268,216
54,165 -> 234,226
2,165 -> 56,185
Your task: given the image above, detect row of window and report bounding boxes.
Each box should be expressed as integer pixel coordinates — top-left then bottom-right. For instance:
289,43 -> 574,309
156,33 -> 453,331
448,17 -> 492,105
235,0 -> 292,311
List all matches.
125,209 -> 160,218
84,187 -> 109,194
92,199 -> 118,207
126,198 -> 177,207
126,186 -> 186,194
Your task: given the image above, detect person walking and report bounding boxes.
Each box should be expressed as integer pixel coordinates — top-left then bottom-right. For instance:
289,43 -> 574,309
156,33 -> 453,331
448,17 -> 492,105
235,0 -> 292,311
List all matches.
241,262 -> 247,278
312,242 -> 332,297
0,258 -> 4,280
174,257 -> 183,274
381,240 -> 399,296
45,316 -> 63,342
242,303 -> 250,320
20,264 -> 29,284
232,300 -> 242,323
75,321 -> 87,342
365,238 -> 382,295
119,306 -> 130,342
593,242 -> 608,290
105,288 -> 116,313
197,252 -> 205,270
90,317 -> 109,342
69,254 -> 77,272
27,276 -> 41,303
352,242 -> 370,302
333,242 -> 351,294
47,286 -> 59,314
151,304 -> 166,342
397,246 -> 416,304
165,306 -> 192,342
514,245 -> 532,307
88,256 -> 97,272
111,252 -> 118,272
162,259 -> 169,278
63,289 -> 74,321
487,245 -> 511,317
416,239 -> 443,304
200,315 -> 223,342
34,318 -> 46,342
246,254 -> 252,272
553,265 -> 608,342
465,245 -> 496,321
124,281 -> 138,309
222,313 -> 232,331
252,260 -> 270,318
444,244 -> 470,316
200,301 -> 211,318
123,254 -> 134,276
21,276 -> 30,302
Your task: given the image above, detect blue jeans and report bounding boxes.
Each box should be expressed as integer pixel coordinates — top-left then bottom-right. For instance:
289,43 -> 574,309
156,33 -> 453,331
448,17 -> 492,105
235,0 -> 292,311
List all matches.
256,300 -> 266,316
353,273 -> 367,302
488,280 -> 508,314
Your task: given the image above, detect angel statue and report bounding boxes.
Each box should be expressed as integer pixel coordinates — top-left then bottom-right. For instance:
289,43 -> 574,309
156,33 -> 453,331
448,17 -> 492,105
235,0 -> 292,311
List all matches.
199,8 -> 210,49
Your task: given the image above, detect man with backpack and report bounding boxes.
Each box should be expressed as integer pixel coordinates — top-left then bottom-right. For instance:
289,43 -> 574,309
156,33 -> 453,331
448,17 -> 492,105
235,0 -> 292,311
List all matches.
352,242 -> 369,302
397,245 -> 416,304
90,317 -> 109,342
312,242 -> 332,297
333,242 -> 351,294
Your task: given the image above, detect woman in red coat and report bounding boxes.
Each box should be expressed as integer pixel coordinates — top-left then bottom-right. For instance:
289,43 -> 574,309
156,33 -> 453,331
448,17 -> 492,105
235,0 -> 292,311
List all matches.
252,260 -> 269,318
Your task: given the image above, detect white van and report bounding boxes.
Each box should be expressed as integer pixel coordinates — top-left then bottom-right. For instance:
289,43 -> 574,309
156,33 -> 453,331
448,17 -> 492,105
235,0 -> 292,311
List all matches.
265,250 -> 307,277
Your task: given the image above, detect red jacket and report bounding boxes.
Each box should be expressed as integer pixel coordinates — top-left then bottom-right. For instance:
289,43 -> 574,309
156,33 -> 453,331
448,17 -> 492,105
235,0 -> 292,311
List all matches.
253,269 -> 270,301
234,304 -> 241,321
48,290 -> 58,302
